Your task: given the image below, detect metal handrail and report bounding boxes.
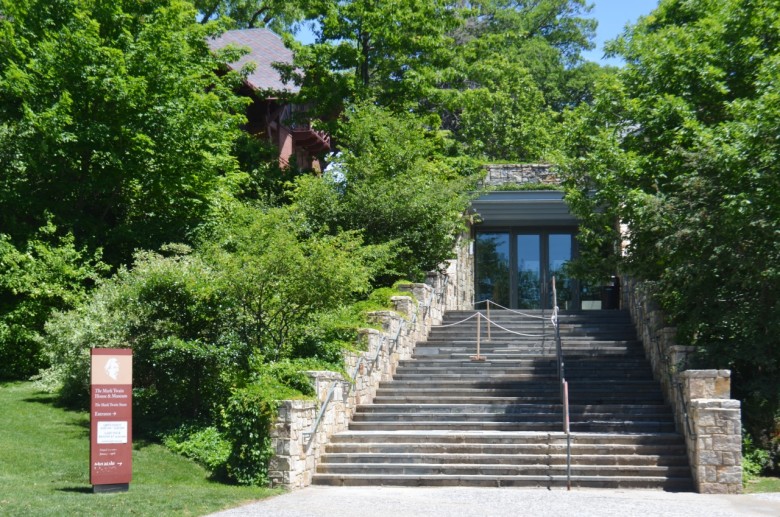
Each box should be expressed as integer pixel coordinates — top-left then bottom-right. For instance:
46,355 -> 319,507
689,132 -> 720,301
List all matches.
303,282 -> 438,448
551,276 -> 572,491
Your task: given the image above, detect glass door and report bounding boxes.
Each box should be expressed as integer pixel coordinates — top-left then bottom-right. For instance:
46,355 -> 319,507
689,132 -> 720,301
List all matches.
475,232 -> 511,308
548,233 -> 573,310
475,230 -> 576,310
516,234 -> 541,309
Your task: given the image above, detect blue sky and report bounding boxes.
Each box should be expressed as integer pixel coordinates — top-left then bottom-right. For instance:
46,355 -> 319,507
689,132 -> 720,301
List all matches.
582,0 -> 659,65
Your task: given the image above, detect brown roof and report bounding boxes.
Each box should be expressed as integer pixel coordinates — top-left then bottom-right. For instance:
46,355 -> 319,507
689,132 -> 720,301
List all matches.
208,28 -> 298,93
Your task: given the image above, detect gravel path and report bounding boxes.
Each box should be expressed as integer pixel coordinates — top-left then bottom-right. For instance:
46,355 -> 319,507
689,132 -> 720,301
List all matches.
208,486 -> 780,517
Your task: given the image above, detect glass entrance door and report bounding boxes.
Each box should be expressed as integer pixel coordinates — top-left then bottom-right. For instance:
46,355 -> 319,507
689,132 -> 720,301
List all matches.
516,234 -> 541,308
476,230 -> 575,310
475,232 -> 511,308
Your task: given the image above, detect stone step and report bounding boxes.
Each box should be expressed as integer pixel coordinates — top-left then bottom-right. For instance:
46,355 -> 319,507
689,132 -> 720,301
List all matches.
394,367 -> 653,382
356,403 -> 672,414
325,441 -> 687,456
315,462 -> 691,478
312,473 -> 693,490
402,356 -> 648,362
318,453 -> 689,466
373,387 -> 665,398
377,380 -> 663,389
346,421 -> 676,433
352,411 -> 674,423
443,310 -> 633,321
312,307 -> 692,490
371,396 -> 667,405
327,431 -> 686,446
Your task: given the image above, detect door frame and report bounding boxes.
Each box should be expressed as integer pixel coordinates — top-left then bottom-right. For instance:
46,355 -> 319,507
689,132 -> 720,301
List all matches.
474,226 -> 580,310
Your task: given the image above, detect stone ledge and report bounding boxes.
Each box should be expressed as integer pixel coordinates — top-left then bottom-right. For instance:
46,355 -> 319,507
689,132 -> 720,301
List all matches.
689,399 -> 741,410
681,370 -> 731,379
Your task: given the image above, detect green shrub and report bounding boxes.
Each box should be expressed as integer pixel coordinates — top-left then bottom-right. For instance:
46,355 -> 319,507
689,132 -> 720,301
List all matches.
290,103 -> 475,285
262,358 -> 343,397
222,378 -> 303,485
162,425 -> 231,477
295,284 -> 415,361
0,224 -> 106,380
743,431 -> 771,483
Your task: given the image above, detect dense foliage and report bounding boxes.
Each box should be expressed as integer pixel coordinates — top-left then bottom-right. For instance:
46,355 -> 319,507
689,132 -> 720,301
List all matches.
559,0 -> 780,469
39,203 -> 390,483
0,222 -> 106,378
284,0 -> 607,162
292,103 -> 477,283
0,0 -> 247,265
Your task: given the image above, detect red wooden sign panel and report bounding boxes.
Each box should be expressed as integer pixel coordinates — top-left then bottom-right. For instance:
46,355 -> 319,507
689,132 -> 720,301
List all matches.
90,348 -> 132,489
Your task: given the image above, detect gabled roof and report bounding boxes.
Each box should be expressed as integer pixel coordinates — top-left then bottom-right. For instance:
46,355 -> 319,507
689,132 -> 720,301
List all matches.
208,28 -> 298,93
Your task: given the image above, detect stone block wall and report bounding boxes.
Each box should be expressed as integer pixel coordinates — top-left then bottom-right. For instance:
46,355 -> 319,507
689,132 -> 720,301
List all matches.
268,267 -> 463,489
436,235 -> 474,311
681,371 -> 743,493
623,277 -> 742,493
481,163 -> 560,187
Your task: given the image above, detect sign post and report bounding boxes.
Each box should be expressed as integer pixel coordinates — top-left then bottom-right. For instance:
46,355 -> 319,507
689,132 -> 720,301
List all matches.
90,348 -> 132,493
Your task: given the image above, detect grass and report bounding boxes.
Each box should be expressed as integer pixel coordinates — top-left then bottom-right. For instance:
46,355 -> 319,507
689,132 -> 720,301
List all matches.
745,476 -> 780,493
0,381 -> 281,516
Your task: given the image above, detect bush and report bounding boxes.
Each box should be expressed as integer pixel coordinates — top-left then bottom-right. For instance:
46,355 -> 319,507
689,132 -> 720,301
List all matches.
743,431 -> 771,483
291,103 -> 476,284
262,358 -> 343,397
40,250 -> 241,423
222,378 -> 303,485
0,223 -> 106,380
162,425 -> 231,478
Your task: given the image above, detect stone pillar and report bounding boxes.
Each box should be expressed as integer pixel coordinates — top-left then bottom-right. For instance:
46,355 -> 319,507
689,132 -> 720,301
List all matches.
624,278 -> 743,494
680,370 -> 742,494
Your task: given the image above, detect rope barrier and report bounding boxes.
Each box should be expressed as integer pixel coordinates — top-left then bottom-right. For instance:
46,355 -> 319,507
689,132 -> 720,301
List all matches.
474,299 -> 549,320
478,314 -> 547,338
433,310 -> 547,338
431,312 -> 481,328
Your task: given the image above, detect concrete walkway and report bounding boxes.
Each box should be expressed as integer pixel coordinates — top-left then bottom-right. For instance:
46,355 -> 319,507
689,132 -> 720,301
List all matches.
208,486 -> 780,517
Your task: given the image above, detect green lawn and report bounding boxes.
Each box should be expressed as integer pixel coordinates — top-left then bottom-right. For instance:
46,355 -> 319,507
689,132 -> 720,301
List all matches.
0,382 -> 280,516
745,476 -> 780,494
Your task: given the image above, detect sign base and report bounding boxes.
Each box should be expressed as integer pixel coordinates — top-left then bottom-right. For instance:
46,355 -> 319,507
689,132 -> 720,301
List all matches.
93,483 -> 129,493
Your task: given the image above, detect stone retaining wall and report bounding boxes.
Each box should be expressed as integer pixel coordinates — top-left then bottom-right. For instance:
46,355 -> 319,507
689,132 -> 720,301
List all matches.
481,163 -> 559,187
623,277 -> 742,493
268,267 -> 464,489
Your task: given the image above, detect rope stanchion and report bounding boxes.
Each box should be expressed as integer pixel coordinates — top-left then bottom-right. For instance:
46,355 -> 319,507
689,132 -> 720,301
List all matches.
486,301 -> 492,342
470,313 -> 486,362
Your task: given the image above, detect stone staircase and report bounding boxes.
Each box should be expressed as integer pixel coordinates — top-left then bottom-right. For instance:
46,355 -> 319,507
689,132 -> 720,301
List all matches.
313,309 -> 693,490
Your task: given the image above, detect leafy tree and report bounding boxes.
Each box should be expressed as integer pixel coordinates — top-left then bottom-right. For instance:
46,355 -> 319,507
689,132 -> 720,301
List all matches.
0,0 -> 247,266
291,102 -> 476,284
0,222 -> 106,379
433,0 -> 604,160
196,202 -> 391,360
194,0 -> 320,32
559,0 -> 780,464
41,202 -> 388,404
40,202 -> 391,482
452,0 -> 598,109
283,0 -> 463,119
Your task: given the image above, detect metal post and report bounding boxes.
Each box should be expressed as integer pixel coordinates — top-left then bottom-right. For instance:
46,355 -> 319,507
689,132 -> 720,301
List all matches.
564,380 -> 571,490
486,300 -> 492,342
471,312 -> 486,361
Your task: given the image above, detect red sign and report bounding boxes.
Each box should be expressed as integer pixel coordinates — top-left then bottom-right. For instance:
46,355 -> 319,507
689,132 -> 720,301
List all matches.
90,348 -> 132,491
